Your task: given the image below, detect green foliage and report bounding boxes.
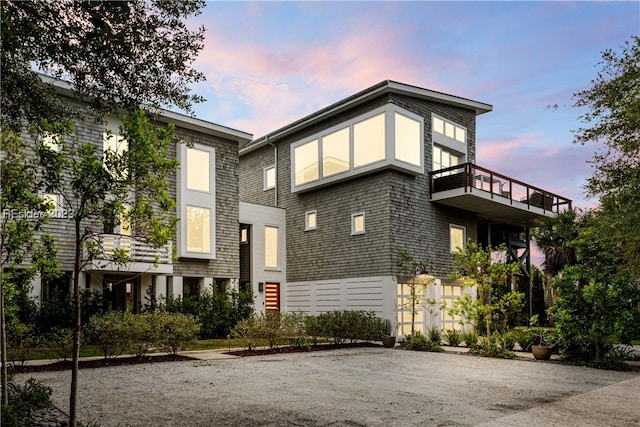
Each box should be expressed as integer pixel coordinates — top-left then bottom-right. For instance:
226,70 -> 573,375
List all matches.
444,329 -> 462,346
470,336 -> 516,359
46,328 -> 74,361
84,311 -> 131,360
1,0 -> 206,131
231,315 -> 260,351
450,240 -> 522,339
513,329 -> 535,352
6,319 -> 41,366
400,331 -> 443,352
151,312 -> 201,355
427,326 -> 442,345
159,285 -> 254,338
461,330 -> 479,349
1,378 -> 53,427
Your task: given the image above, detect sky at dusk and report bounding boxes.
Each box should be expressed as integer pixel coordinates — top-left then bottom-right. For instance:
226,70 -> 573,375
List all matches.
187,1 -> 639,212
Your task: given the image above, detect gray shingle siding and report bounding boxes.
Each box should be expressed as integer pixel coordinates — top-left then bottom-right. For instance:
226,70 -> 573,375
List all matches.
240,91 -> 481,282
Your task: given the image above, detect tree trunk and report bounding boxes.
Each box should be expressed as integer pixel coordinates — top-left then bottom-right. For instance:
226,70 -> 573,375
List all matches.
0,273 -> 8,406
69,222 -> 82,427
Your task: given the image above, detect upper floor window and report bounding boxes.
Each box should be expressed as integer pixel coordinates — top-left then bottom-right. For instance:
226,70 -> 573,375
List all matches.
103,129 -> 128,176
186,147 -> 210,192
264,165 -> 276,190
291,105 -> 424,192
433,115 -> 466,144
433,145 -> 461,173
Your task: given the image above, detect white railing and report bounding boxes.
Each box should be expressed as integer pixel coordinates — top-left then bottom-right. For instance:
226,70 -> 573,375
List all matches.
97,234 -> 173,265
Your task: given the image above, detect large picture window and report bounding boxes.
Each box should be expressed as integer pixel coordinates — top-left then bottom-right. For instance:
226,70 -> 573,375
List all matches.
290,105 -> 424,192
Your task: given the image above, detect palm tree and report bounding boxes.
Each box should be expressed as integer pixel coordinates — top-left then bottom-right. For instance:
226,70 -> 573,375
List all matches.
532,210 -> 579,311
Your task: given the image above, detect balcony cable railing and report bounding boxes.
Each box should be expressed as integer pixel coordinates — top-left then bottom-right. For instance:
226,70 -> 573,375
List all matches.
429,163 -> 572,214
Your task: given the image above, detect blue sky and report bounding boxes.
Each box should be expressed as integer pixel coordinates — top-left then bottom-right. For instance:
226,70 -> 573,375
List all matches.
188,1 -> 639,211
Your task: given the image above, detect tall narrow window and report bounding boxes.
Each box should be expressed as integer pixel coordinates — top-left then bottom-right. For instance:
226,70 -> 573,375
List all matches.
186,206 -> 211,253
305,210 -> 317,231
187,147 -> 210,192
354,113 -> 385,168
103,130 -> 128,176
450,225 -> 466,253
265,226 -> 278,268
264,165 -> 276,190
351,212 -> 365,235
322,127 -> 350,177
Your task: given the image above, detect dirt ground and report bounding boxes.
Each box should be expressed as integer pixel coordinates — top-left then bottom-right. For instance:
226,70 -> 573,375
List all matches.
17,347 -> 640,426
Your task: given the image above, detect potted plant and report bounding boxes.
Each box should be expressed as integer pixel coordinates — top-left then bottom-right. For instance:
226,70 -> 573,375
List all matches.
529,315 -> 557,360
380,318 -> 397,348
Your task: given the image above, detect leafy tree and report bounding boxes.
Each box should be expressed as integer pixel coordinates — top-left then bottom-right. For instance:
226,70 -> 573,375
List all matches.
36,110 -> 178,426
395,249 -> 439,336
0,0 -> 205,132
450,240 -> 521,339
572,36 -> 640,279
0,133 -> 59,405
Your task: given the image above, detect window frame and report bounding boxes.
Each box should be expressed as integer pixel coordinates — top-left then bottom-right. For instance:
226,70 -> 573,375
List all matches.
449,224 -> 466,253
290,105 -> 424,192
263,165 -> 276,190
185,205 -> 211,254
305,210 -> 317,231
351,212 -> 366,236
264,225 -> 279,270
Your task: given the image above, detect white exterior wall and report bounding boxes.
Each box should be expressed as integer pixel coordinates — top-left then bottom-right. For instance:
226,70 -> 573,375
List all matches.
239,202 -> 286,315
285,275 -> 397,322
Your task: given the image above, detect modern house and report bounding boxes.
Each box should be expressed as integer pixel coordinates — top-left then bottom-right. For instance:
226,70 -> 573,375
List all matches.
27,77 -> 253,311
238,80 -> 571,334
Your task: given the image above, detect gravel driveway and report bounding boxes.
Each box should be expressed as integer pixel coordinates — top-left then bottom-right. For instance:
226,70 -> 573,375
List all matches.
17,347 -> 640,426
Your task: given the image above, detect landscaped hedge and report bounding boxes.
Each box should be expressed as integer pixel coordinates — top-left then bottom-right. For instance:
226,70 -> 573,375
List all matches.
231,310 -> 389,350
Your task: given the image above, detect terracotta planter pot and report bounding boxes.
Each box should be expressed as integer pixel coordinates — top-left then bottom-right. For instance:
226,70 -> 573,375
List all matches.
382,336 -> 396,348
531,345 -> 553,360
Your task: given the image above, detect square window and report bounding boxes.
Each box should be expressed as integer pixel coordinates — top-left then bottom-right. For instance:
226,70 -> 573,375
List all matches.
450,225 -> 466,253
43,193 -> 59,212
305,210 -> 317,231
264,166 -> 276,190
351,212 -> 365,235
42,132 -> 61,152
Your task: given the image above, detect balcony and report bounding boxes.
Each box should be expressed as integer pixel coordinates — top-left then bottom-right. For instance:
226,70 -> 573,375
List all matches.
429,163 -> 572,227
88,234 -> 173,274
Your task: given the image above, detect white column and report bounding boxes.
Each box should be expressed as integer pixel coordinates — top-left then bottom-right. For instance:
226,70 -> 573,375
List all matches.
155,275 -> 167,302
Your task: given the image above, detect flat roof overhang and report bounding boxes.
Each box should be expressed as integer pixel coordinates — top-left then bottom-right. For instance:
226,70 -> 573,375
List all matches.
431,188 -> 556,228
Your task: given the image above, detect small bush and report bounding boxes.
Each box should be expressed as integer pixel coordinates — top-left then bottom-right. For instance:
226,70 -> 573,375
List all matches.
401,331 -> 443,352
152,312 -> 201,354
427,326 -> 442,345
231,315 -> 260,351
46,327 -> 75,361
85,311 -> 131,359
1,378 -> 53,427
498,331 -> 517,351
461,330 -> 479,348
444,329 -> 462,346
282,312 -> 310,350
470,336 -> 516,359
513,329 -> 535,352
6,320 -> 41,365
304,315 -> 322,345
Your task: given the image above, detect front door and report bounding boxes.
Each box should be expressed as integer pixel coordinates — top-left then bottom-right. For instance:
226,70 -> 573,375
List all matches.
265,282 -> 280,312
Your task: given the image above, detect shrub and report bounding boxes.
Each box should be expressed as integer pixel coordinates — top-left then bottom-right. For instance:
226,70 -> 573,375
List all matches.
231,315 -> 260,351
282,312 -> 310,350
444,329 -> 462,346
498,331 -> 517,351
126,312 -> 153,357
513,329 -> 535,352
85,311 -> 131,359
46,327 -> 75,361
427,326 -> 442,345
1,378 -> 53,427
6,319 -> 41,365
401,331 -> 443,352
461,330 -> 479,348
304,315 -> 322,345
151,312 -> 201,354
470,336 -> 516,359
